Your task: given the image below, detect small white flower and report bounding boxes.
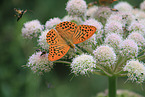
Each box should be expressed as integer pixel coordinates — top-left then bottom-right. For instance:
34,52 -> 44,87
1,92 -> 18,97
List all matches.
93,6 -> 112,24
105,33 -> 123,51
62,15 -> 83,24
65,0 -> 87,17
38,30 -> 50,50
114,2 -> 133,12
138,19 -> 145,36
107,13 -> 123,24
105,21 -> 123,35
132,9 -> 145,20
71,54 -> 96,75
45,17 -> 61,29
86,6 -> 98,18
22,20 -> 44,39
128,20 -> 145,33
123,59 -> 145,83
120,12 -> 135,27
127,32 -> 145,49
119,39 -> 138,58
93,45 -> 116,67
27,51 -> 53,74
140,1 -> 145,11
83,18 -> 103,38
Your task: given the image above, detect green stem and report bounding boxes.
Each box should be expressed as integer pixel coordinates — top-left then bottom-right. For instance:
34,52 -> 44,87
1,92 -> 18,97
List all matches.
137,54 -> 145,61
53,61 -> 71,65
75,46 -> 84,54
93,71 -> 106,76
96,65 -> 112,77
108,76 -> 116,97
138,49 -> 145,55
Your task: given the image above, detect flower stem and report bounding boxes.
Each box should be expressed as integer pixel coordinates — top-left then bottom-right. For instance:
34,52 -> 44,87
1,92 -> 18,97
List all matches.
53,61 -> 71,65
108,76 -> 116,97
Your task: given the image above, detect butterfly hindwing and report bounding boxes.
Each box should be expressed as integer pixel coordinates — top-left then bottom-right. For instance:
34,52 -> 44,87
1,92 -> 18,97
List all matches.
72,25 -> 96,44
46,29 -> 66,45
55,21 -> 77,41
48,44 -> 70,61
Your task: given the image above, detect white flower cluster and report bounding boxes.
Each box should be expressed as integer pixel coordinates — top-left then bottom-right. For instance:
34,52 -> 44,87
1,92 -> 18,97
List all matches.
65,0 -> 87,17
128,20 -> 145,33
86,6 -> 98,18
93,45 -> 116,67
45,17 -> 61,29
105,21 -> 123,35
114,2 -> 133,12
105,33 -> 123,51
22,20 -> 44,39
93,6 -> 112,24
119,39 -> 138,58
123,59 -> 145,83
140,1 -> 145,11
62,15 -> 83,24
71,54 -> 96,75
127,32 -> 145,49
27,51 -> 53,74
37,30 -> 50,50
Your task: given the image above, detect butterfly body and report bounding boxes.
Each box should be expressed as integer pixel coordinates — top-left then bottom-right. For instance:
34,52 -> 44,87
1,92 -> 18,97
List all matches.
46,21 -> 96,61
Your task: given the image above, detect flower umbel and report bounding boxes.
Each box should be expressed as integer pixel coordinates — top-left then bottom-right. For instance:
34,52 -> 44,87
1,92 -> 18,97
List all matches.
27,51 -> 53,74
38,30 -> 50,50
123,59 -> 145,83
119,39 -> 138,58
65,0 -> 87,17
71,54 -> 96,75
22,20 -> 44,39
93,45 -> 116,67
45,17 -> 61,29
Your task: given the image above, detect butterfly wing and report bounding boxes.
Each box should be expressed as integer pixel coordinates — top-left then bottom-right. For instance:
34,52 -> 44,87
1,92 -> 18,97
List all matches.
46,29 -> 66,45
72,25 -> 96,44
55,21 -> 77,41
99,0 -> 117,5
46,29 -> 70,61
48,44 -> 70,61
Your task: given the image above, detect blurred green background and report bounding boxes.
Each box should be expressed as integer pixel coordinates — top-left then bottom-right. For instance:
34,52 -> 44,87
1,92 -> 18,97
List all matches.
0,0 -> 144,97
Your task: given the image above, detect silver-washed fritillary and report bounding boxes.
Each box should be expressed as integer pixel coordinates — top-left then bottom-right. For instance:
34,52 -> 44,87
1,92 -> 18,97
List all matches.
46,21 -> 96,61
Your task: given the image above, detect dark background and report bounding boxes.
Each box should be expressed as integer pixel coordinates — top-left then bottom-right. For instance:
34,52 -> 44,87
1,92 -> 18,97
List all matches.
0,0 -> 144,97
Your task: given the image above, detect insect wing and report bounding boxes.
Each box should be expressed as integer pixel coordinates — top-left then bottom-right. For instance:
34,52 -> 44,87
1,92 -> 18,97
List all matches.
48,44 -> 70,61
46,29 -> 66,45
55,21 -> 77,41
72,25 -> 96,44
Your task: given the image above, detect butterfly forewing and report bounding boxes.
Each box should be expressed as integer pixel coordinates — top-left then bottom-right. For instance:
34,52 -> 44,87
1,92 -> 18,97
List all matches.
46,29 -> 66,45
73,25 -> 96,44
55,21 -> 77,41
48,44 -> 70,61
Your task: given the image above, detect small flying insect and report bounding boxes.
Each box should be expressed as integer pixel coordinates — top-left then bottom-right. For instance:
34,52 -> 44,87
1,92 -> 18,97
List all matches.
111,8 -> 119,12
40,51 -> 47,56
14,8 -> 27,21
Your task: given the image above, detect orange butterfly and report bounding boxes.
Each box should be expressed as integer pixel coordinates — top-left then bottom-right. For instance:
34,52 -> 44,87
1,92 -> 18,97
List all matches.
99,0 -> 117,5
46,21 -> 96,61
